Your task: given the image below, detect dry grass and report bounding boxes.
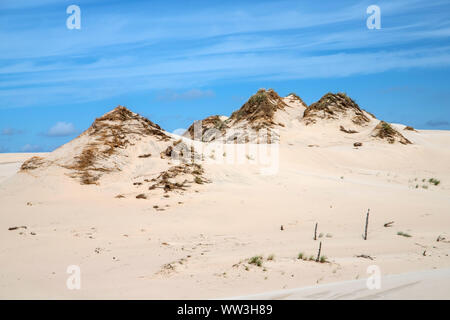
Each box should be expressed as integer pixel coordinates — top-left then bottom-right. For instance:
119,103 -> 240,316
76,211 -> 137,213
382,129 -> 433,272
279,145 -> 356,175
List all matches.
373,121 -> 411,144
184,115 -> 228,141
248,255 -> 264,267
304,92 -> 371,126
147,163 -> 208,193
229,89 -> 287,129
20,156 -> 46,171
63,106 -> 171,184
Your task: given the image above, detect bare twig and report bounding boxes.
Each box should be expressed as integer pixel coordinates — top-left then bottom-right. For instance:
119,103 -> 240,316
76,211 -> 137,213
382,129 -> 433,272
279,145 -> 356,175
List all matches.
384,221 -> 394,227
356,254 -> 374,260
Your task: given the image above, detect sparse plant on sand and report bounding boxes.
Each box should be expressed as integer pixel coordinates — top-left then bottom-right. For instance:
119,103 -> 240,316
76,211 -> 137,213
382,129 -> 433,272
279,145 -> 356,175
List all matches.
267,254 -> 275,261
194,176 -> 203,184
319,256 -> 327,263
249,255 -> 263,267
429,178 -> 440,186
297,252 -> 304,260
397,231 -> 412,238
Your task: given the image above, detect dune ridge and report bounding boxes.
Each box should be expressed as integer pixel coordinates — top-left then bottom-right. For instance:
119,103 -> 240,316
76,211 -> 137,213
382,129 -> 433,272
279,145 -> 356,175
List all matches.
1,89 -> 449,299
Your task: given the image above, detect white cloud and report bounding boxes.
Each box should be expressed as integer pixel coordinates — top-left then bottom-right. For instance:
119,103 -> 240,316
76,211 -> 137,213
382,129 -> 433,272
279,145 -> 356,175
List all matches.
1,127 -> 23,135
21,144 -> 42,152
426,120 -> 450,127
1,0 -> 449,109
45,122 -> 77,137
157,89 -> 215,101
171,128 -> 188,136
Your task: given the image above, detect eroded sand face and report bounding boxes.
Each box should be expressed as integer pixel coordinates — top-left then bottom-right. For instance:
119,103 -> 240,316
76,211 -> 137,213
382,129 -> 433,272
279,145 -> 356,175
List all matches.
1,126 -> 449,299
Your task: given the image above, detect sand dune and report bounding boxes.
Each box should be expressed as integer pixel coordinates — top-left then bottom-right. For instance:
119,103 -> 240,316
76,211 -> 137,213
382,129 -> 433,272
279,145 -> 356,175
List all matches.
229,268 -> 450,300
0,90 -> 449,299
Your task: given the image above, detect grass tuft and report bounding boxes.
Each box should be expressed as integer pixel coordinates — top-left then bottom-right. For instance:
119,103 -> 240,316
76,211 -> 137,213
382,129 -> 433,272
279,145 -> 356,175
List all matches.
248,255 -> 264,267
428,178 -> 440,186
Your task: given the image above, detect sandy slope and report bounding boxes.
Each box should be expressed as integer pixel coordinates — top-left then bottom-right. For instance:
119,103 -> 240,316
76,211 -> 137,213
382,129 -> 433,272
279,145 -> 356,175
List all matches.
0,153 -> 48,184
229,268 -> 450,300
0,125 -> 449,299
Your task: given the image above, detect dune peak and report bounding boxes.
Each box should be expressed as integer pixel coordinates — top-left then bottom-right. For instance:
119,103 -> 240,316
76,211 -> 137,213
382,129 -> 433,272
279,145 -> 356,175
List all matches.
371,121 -> 412,144
229,89 -> 288,129
303,92 -> 375,126
21,105 -> 172,185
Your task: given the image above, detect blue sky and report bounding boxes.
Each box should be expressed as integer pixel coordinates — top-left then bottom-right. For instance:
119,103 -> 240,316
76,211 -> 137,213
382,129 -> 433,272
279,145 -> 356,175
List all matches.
1,0 -> 450,152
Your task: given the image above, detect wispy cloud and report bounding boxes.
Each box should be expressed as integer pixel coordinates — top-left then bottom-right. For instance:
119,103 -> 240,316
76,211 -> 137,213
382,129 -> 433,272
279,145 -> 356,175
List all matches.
1,0 -> 450,110
156,89 -> 215,101
21,144 -> 43,152
44,122 -> 77,137
1,127 -> 23,136
0,0 -> 64,10
425,120 -> 450,127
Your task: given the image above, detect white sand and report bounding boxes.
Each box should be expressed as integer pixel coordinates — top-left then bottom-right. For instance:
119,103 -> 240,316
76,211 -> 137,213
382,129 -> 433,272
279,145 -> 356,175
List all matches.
0,105 -> 449,299
229,268 -> 450,300
0,153 -> 48,184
